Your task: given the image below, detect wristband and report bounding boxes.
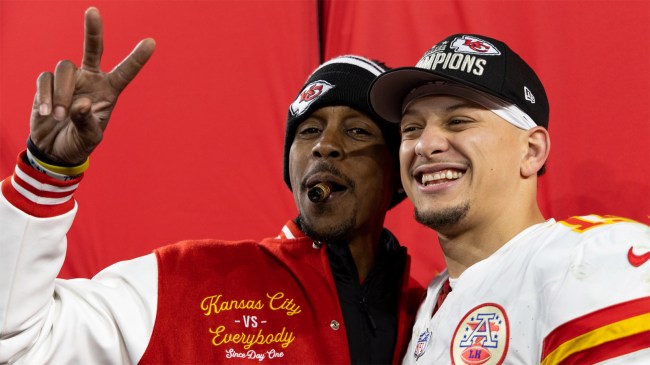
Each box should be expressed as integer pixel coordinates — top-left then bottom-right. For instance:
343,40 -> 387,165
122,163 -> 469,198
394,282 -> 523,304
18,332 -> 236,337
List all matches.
30,153 -> 89,176
26,137 -> 89,176
25,150 -> 81,180
27,137 -> 82,167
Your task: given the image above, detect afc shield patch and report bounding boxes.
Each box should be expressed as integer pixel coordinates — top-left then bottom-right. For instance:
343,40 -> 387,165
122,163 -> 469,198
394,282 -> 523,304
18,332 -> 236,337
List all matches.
451,303 -> 509,365
289,80 -> 334,117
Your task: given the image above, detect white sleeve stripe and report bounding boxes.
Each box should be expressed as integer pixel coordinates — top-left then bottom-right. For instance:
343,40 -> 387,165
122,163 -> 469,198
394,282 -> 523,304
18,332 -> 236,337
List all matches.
15,165 -> 79,192
281,225 -> 295,239
11,176 -> 73,205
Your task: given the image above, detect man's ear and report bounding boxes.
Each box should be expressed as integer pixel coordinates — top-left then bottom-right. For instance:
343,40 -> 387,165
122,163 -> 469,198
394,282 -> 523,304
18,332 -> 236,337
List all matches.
521,126 -> 550,178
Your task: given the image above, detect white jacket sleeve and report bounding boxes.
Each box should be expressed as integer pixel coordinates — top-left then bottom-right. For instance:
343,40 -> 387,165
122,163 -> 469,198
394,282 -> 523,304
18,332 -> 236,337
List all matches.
0,155 -> 157,364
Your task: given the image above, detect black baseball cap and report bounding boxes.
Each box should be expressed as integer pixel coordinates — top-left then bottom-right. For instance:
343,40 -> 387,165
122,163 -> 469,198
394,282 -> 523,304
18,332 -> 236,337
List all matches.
369,34 -> 549,129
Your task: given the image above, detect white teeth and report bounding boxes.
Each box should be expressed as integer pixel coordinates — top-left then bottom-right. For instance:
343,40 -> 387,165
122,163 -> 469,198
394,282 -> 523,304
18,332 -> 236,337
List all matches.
421,169 -> 464,186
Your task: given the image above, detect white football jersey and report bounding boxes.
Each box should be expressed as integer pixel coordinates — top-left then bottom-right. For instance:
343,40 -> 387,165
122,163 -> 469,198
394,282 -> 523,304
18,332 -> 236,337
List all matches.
404,215 -> 650,365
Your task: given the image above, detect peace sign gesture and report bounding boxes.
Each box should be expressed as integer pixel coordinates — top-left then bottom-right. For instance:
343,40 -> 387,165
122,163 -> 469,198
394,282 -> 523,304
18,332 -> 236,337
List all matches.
29,7 -> 155,165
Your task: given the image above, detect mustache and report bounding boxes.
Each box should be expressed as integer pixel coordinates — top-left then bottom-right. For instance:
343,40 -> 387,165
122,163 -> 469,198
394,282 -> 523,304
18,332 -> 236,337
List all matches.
301,162 -> 356,190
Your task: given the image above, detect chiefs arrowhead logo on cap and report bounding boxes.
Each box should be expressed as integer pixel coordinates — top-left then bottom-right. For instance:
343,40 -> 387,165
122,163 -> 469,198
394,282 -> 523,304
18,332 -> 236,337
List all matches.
450,35 -> 502,56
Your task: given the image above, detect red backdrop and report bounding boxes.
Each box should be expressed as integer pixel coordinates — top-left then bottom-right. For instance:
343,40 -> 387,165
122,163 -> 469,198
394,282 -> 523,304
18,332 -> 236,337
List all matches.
1,0 -> 648,286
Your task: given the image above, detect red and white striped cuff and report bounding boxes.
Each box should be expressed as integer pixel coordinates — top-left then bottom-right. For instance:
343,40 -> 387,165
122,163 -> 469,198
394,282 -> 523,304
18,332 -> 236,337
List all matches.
1,151 -> 83,217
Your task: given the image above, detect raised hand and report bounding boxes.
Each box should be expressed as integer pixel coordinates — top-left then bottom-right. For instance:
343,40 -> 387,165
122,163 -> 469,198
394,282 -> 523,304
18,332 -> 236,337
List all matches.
29,7 -> 155,165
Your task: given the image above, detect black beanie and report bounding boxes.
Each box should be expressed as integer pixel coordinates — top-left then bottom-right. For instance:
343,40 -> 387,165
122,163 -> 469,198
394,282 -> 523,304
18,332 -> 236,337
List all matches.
283,55 -> 405,208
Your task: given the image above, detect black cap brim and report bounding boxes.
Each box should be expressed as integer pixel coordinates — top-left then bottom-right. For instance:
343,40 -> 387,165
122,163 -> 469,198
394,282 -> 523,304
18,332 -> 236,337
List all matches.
369,67 -> 456,124
369,66 -> 513,124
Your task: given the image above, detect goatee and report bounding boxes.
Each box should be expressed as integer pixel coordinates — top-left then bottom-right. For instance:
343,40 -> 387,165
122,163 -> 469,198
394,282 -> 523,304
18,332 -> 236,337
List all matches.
415,202 -> 469,230
296,213 -> 356,246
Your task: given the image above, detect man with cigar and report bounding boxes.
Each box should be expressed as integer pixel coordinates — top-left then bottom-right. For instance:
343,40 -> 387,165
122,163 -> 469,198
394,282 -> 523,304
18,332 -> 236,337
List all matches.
368,33 -> 650,364
0,7 -> 421,365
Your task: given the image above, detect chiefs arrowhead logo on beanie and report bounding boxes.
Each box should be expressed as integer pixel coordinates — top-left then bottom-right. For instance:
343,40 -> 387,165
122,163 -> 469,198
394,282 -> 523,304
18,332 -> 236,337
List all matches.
289,80 -> 335,117
283,55 -> 405,208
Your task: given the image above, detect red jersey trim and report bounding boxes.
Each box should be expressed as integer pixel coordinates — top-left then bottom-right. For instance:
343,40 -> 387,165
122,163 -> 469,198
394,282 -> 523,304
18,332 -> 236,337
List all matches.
540,297 -> 650,365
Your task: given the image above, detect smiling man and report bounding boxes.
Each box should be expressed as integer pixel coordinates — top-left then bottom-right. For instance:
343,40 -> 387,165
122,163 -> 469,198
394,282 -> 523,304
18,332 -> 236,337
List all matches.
0,7 -> 422,365
369,33 -> 650,364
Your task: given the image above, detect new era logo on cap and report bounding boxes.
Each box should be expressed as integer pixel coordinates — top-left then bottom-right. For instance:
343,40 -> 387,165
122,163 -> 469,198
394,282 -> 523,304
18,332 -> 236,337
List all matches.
289,80 -> 335,117
524,86 -> 536,104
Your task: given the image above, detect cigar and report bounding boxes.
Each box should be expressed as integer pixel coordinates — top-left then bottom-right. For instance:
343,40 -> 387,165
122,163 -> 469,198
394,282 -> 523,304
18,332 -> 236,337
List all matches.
308,182 -> 332,203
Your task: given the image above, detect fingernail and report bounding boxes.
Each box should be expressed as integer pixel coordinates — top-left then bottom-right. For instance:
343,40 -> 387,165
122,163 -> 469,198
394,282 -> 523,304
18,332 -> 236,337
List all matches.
39,103 -> 50,116
54,106 -> 66,121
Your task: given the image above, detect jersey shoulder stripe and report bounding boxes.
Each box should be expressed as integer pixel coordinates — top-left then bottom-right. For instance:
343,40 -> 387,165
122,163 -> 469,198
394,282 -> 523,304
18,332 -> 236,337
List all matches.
540,296 -> 650,365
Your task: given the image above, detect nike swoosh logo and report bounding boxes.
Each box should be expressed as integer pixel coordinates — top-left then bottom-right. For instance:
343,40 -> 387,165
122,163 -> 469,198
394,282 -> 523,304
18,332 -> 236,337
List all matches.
628,247 -> 650,267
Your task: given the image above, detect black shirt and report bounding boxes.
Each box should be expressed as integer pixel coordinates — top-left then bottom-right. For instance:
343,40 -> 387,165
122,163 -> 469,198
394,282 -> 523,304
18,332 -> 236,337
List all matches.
326,229 -> 407,365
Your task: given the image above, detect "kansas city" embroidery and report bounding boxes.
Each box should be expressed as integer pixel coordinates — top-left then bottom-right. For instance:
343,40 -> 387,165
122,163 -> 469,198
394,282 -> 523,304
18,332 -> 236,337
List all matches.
200,291 -> 303,361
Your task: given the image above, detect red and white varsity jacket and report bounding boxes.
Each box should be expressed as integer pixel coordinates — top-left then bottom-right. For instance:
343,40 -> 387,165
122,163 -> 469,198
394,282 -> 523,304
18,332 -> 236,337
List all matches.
0,152 -> 422,364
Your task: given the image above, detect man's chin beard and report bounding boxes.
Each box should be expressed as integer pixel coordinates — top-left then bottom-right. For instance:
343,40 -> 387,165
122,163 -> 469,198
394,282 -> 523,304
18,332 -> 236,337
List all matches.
296,213 -> 356,246
415,202 -> 469,230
